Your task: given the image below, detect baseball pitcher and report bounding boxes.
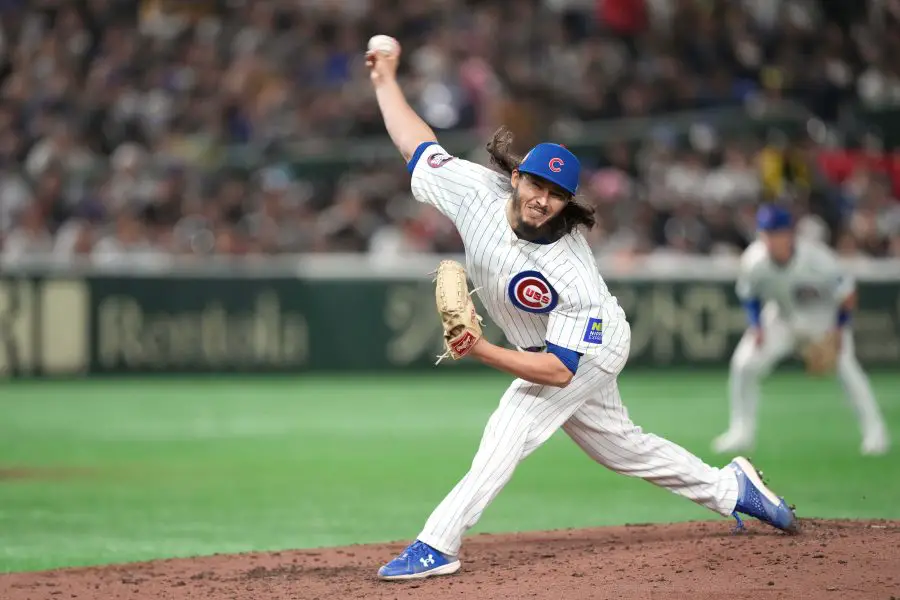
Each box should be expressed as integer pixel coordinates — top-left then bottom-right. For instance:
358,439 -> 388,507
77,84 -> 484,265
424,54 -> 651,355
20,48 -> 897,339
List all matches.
366,37 -> 799,582
713,204 -> 890,456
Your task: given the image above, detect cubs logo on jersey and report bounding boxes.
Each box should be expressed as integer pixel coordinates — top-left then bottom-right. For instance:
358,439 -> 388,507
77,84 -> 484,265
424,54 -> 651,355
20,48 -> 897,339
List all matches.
508,271 -> 558,314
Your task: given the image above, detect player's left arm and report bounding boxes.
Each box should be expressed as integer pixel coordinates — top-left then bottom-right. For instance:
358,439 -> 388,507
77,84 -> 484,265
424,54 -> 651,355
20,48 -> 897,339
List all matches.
820,245 -> 857,328
735,245 -> 766,335
836,286 -> 856,328
492,282 -> 607,387
468,341 -> 576,388
466,280 -> 601,388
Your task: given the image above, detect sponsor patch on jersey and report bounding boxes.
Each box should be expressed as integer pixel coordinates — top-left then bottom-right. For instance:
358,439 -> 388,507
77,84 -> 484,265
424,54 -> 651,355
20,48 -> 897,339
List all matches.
583,318 -> 603,344
508,271 -> 558,314
427,153 -> 455,168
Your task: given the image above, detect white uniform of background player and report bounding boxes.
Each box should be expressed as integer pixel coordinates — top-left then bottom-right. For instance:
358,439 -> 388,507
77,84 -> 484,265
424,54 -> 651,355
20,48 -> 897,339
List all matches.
365,35 -> 799,581
713,205 -> 890,456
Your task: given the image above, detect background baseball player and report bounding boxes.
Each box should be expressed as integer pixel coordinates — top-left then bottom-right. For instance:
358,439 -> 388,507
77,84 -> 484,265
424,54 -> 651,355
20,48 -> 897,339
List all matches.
365,36 -> 799,581
713,204 -> 890,457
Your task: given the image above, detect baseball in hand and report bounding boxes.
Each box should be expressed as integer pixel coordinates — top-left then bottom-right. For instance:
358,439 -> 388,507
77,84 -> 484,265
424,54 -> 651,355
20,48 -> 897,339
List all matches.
367,35 -> 400,57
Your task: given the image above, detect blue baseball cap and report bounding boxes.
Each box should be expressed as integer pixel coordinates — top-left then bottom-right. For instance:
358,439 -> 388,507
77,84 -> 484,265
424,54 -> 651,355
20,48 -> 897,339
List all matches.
756,204 -> 793,231
517,143 -> 580,196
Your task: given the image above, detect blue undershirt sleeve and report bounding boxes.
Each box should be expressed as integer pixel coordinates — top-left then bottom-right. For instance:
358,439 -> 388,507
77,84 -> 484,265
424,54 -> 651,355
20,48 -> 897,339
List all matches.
742,298 -> 762,327
837,307 -> 851,327
407,141 -> 438,174
545,342 -> 582,375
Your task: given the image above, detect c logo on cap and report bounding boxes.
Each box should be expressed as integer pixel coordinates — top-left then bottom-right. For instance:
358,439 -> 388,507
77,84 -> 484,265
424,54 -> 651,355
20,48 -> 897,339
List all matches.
548,158 -> 564,172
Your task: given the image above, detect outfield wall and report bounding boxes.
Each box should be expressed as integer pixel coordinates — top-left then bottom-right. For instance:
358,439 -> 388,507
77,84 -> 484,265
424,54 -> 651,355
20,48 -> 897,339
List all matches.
2,255 -> 899,378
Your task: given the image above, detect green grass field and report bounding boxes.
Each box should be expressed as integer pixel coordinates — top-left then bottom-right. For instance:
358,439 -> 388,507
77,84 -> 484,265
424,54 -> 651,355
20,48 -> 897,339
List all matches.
1,370 -> 898,574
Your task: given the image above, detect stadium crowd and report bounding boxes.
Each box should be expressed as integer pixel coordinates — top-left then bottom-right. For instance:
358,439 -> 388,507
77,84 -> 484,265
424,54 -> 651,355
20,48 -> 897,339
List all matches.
1,0 -> 899,265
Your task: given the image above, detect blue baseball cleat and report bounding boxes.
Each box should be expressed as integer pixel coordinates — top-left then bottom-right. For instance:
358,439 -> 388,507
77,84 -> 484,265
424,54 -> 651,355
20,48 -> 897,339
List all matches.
377,540 -> 461,581
729,456 -> 800,534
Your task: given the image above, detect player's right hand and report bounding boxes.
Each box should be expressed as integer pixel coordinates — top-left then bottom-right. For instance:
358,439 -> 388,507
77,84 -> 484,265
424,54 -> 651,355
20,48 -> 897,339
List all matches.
752,327 -> 764,347
365,48 -> 399,86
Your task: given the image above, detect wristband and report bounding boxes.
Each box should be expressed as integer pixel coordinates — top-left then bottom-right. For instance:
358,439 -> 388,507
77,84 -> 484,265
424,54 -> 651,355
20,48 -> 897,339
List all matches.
837,308 -> 851,327
742,299 -> 762,327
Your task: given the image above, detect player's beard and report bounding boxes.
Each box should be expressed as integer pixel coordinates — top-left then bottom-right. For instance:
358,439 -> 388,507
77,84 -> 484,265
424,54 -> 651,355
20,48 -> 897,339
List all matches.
510,187 -> 550,241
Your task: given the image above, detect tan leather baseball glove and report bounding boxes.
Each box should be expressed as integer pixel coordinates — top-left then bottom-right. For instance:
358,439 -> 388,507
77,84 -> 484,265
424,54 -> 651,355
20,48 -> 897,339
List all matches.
434,260 -> 483,363
801,329 -> 840,375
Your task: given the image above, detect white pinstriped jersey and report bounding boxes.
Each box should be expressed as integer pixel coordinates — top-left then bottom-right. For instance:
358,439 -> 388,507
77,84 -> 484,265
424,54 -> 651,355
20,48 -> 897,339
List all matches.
735,238 -> 855,334
410,143 -> 625,358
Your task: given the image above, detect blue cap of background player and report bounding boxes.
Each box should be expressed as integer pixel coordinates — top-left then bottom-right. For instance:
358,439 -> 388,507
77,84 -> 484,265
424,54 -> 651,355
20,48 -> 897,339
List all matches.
517,143 -> 580,196
756,204 -> 793,231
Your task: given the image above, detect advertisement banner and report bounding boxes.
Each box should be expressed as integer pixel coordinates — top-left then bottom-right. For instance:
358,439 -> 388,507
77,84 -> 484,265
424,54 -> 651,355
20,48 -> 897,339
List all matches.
2,274 -> 898,378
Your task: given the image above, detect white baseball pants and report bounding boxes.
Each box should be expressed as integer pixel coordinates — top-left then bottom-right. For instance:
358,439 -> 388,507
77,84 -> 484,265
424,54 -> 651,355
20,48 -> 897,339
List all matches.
417,319 -> 740,557
727,318 -> 887,445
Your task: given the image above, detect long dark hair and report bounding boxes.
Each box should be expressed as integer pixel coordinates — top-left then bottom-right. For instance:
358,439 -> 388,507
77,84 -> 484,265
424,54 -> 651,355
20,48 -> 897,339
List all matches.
485,126 -> 596,238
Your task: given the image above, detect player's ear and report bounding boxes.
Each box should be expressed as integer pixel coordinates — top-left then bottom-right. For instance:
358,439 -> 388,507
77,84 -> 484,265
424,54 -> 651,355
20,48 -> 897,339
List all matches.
510,169 -> 520,187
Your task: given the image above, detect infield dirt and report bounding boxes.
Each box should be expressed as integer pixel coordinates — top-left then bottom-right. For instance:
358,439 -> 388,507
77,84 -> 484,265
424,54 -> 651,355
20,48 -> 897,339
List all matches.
2,519 -> 898,600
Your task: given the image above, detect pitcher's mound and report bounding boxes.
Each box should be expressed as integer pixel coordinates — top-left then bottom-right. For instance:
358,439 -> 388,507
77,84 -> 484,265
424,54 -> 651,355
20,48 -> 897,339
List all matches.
2,519 -> 898,600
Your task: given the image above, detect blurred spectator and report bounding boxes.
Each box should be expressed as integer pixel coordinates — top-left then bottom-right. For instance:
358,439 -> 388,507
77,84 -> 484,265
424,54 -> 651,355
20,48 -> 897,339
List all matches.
3,202 -> 53,262
1,0 -> 899,265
